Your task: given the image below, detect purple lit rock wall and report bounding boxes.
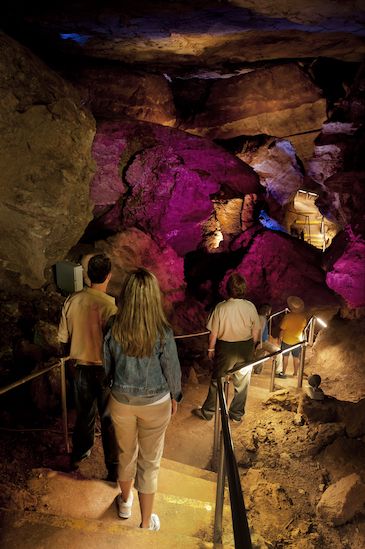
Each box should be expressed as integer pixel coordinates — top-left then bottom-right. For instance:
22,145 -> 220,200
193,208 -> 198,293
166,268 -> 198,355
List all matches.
325,228 -> 365,309
94,228 -> 185,313
91,119 -> 261,255
222,227 -> 340,312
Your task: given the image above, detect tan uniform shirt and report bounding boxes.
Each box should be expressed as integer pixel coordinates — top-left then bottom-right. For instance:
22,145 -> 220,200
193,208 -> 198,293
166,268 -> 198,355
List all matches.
58,287 -> 117,365
207,298 -> 260,342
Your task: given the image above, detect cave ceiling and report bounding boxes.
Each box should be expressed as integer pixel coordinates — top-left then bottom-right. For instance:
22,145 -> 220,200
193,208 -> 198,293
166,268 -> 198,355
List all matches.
2,0 -> 365,75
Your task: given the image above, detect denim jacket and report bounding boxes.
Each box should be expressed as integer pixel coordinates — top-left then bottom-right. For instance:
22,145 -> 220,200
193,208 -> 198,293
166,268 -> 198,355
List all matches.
103,327 -> 182,402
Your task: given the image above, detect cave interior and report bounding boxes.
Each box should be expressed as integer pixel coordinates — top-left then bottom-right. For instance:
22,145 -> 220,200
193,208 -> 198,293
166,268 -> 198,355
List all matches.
0,1 -> 365,547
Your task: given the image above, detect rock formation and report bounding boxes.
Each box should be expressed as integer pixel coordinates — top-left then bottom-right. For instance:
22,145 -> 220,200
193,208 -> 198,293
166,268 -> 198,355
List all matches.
181,64 -> 327,140
94,228 -> 186,313
238,139 -> 304,206
70,66 -> 176,125
90,119 -> 261,255
0,32 -> 95,289
222,226 -> 339,311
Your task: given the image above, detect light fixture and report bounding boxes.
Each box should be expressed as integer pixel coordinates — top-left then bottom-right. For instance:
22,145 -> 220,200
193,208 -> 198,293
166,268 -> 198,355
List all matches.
315,316 -> 327,328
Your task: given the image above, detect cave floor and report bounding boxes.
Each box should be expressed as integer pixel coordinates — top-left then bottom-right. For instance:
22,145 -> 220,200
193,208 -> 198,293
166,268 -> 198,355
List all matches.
0,361 -> 364,548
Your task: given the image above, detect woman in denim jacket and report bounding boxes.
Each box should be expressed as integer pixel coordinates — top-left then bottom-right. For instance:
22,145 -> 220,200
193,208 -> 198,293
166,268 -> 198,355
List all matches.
103,268 -> 182,531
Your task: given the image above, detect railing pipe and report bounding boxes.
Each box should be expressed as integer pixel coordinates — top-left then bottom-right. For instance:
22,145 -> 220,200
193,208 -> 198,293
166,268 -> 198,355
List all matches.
213,380 -> 229,544
216,376 -> 252,549
268,308 -> 288,338
269,356 -> 277,392
297,342 -> 306,389
212,387 -> 221,472
0,362 -> 60,396
60,358 -> 70,453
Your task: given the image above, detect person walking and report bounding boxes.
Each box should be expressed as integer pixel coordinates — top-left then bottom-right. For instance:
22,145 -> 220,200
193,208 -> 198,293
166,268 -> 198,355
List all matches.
278,296 -> 306,377
192,273 -> 260,423
103,268 -> 182,531
58,254 -> 118,479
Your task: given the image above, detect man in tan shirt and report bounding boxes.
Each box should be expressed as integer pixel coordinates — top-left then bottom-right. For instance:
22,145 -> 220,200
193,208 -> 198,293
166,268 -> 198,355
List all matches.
58,254 -> 118,479
192,273 -> 260,423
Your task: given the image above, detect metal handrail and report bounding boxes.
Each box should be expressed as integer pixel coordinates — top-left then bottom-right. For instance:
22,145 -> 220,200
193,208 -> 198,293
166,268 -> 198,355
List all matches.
268,308 -> 288,338
214,376 -> 252,548
0,357 -> 70,452
212,337 -> 310,545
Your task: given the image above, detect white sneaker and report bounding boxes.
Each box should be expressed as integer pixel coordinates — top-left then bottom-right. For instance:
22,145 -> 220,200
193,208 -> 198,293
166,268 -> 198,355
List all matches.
140,513 -> 160,531
117,491 -> 134,519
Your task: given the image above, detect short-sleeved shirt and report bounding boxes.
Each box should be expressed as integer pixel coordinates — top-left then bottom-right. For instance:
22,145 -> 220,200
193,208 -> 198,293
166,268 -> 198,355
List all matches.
207,298 -> 260,342
280,312 -> 306,345
58,287 -> 117,365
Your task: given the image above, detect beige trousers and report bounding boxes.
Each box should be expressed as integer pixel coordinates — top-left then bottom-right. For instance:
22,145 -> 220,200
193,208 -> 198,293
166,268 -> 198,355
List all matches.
109,395 -> 171,494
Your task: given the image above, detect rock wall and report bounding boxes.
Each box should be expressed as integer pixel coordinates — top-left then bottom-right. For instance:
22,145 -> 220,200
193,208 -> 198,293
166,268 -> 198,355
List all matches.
181,64 -> 326,140
221,227 -> 340,311
70,66 -> 176,125
90,119 -> 261,255
0,33 -> 95,289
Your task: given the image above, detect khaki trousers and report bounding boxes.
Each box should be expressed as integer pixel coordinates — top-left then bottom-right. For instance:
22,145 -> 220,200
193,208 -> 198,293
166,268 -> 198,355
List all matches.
109,395 -> 171,494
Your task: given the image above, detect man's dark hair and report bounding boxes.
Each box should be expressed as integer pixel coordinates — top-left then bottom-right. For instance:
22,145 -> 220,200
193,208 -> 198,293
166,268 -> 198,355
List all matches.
87,254 -> 111,284
226,273 -> 246,299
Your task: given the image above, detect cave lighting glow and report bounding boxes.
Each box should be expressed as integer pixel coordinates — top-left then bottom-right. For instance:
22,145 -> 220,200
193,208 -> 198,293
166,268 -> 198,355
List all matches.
212,230 -> 223,249
316,316 -> 327,328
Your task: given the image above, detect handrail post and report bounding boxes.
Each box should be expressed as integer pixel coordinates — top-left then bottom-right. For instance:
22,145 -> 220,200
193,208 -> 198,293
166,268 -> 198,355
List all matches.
213,377 -> 227,545
297,343 -> 306,389
308,317 -> 315,346
212,387 -> 221,472
269,356 -> 276,392
60,358 -> 70,453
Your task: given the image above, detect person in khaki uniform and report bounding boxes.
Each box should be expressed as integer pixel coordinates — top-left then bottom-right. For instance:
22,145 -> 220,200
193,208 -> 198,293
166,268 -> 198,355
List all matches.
58,254 -> 118,479
192,273 -> 260,423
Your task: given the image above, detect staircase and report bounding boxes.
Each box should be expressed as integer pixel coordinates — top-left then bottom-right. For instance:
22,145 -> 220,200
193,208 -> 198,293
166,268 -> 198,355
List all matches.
0,458 -> 234,548
290,190 -> 336,251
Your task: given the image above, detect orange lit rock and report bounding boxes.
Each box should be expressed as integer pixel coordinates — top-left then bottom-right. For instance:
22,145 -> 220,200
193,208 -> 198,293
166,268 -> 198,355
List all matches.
71,66 -> 176,125
316,473 -> 365,525
182,64 -> 326,140
0,33 -> 95,290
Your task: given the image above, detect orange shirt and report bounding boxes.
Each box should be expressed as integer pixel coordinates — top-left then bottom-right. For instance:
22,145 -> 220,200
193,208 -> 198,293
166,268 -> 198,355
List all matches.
280,312 -> 306,345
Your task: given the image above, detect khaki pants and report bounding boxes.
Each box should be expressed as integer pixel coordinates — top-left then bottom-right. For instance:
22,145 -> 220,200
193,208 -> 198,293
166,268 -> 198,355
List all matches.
109,395 -> 171,493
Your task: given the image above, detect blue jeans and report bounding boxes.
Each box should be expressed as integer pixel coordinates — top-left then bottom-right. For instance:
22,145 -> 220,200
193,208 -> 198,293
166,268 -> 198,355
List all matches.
72,366 -> 118,474
201,339 -> 254,420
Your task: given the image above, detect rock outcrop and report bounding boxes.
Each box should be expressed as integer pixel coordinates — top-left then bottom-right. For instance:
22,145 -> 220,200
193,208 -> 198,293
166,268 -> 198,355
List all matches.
310,315 -> 365,402
0,33 -> 95,289
90,119 -> 261,255
70,66 -> 176,125
94,228 -> 186,314
181,64 -> 326,140
324,228 -> 365,308
238,139 -> 304,205
316,473 -> 365,525
222,226 -> 339,311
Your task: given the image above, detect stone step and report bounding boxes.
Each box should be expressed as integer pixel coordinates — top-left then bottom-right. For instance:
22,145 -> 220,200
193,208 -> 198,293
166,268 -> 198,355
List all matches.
161,457 -> 217,483
0,508 -> 216,549
26,468 -> 234,543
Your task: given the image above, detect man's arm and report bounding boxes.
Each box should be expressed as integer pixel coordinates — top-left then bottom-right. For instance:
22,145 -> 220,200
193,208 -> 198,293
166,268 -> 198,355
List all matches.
207,332 -> 217,360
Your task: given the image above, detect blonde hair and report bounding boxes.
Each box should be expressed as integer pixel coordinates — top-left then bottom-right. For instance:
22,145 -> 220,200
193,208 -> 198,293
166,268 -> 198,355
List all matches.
112,268 -> 170,357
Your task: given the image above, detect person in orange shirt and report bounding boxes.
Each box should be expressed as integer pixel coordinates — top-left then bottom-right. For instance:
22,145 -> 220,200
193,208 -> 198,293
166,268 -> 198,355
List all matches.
278,296 -> 306,378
